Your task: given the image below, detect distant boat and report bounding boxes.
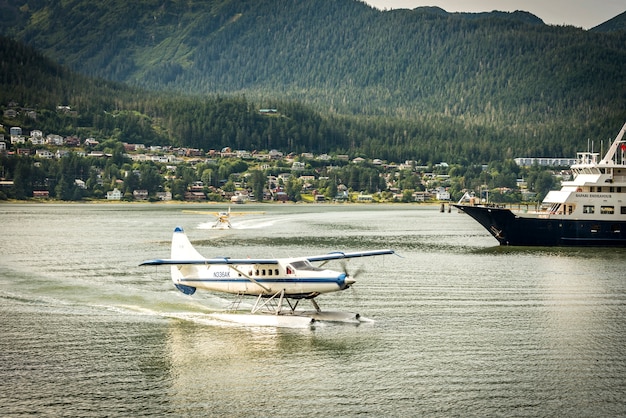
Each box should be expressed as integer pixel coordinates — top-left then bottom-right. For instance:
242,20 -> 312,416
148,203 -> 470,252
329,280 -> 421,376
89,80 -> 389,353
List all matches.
455,122 -> 626,246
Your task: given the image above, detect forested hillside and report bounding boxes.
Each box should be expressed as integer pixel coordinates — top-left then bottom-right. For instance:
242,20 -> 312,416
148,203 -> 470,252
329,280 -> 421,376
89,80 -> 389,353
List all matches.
2,34 -> 625,164
2,0 -> 626,163
2,0 -> 625,126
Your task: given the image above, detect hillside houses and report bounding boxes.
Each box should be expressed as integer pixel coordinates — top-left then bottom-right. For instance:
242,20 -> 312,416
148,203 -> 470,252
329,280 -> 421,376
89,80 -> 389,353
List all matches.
1,124 -> 512,204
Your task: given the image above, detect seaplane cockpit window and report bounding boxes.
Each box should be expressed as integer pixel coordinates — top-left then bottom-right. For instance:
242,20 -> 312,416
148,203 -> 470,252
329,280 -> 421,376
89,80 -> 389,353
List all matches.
290,260 -> 325,272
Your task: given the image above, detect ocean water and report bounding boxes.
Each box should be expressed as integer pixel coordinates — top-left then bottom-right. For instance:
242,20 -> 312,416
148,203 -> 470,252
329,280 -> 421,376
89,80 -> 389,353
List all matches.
1,203 -> 625,416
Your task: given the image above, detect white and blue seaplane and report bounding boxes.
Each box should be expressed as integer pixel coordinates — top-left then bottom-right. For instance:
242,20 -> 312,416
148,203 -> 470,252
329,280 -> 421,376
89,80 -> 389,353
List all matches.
141,227 -> 395,327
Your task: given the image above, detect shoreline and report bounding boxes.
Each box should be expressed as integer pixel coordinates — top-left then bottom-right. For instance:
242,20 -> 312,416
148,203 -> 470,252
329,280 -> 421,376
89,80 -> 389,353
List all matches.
0,198 -> 447,206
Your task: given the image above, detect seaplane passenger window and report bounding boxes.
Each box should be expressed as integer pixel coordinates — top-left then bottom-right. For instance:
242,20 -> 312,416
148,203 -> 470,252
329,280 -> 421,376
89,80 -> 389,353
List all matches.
262,269 -> 266,276
274,269 -> 279,275
286,266 -> 293,275
583,205 -> 595,214
255,270 -> 259,276
268,269 -> 272,276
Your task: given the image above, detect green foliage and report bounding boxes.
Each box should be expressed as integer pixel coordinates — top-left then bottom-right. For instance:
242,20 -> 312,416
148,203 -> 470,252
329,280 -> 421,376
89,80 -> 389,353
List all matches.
2,2 -> 626,168
2,1 -> 625,126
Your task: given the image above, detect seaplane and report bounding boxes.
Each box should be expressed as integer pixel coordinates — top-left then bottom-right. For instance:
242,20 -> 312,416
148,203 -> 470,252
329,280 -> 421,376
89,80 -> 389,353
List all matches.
211,207 -> 233,229
183,207 -> 264,229
141,227 -> 395,326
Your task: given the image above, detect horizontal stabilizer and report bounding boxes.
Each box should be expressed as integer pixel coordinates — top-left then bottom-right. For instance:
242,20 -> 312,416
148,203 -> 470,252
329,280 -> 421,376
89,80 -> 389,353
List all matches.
140,258 -> 279,266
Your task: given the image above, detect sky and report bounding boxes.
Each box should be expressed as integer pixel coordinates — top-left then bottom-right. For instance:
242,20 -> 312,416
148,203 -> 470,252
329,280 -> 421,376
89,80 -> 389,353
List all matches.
363,1 -> 625,29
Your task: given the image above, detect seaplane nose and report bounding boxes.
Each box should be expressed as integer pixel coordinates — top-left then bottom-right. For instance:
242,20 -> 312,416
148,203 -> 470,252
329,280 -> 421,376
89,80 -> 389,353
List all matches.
339,273 -> 356,289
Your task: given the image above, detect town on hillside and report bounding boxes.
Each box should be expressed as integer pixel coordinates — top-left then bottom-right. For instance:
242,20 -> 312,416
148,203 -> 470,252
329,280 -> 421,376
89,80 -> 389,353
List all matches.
0,119 -> 567,204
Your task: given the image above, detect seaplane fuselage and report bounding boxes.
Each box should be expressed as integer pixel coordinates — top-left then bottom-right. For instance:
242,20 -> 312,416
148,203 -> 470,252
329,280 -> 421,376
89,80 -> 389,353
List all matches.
172,259 -> 351,298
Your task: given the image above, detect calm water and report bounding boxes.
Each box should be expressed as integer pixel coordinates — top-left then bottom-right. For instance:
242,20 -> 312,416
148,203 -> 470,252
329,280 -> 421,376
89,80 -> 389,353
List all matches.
1,203 -> 625,416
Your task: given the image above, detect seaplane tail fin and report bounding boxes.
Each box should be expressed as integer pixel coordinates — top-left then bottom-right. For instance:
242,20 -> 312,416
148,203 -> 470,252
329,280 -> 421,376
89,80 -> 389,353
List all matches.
171,226 -> 204,260
170,226 -> 203,295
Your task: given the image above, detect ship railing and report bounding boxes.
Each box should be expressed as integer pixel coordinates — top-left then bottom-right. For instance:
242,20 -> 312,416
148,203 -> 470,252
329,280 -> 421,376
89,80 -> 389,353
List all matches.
460,202 -> 541,212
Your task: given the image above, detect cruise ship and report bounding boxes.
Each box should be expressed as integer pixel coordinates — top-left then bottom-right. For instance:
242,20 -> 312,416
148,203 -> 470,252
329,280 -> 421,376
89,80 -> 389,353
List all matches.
455,122 -> 626,246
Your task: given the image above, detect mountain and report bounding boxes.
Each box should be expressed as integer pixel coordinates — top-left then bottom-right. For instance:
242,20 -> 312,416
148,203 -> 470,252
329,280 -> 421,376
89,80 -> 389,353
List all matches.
591,10 -> 626,33
2,0 -> 625,127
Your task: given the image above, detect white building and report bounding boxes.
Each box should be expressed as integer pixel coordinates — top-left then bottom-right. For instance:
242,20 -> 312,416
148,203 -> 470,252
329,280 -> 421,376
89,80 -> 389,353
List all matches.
107,188 -> 122,200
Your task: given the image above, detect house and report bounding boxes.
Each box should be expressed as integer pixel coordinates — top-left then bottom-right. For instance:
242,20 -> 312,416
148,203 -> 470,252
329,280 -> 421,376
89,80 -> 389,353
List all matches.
33,190 -> 49,198
65,136 -> 80,147
274,191 -> 288,202
412,191 -> 430,202
133,189 -> 149,200
268,149 -> 283,159
35,149 -> 54,159
156,191 -> 172,201
107,188 -> 122,200
184,191 -> 206,201
434,187 -> 450,201
45,134 -> 64,146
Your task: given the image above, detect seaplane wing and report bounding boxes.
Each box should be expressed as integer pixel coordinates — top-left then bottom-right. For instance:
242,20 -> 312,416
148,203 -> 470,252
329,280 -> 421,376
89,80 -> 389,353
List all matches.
140,226 -> 395,326
140,250 -> 393,266
306,249 -> 395,262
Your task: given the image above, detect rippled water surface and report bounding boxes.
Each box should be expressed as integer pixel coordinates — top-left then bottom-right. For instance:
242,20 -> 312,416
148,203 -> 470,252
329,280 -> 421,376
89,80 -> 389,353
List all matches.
1,203 -> 625,416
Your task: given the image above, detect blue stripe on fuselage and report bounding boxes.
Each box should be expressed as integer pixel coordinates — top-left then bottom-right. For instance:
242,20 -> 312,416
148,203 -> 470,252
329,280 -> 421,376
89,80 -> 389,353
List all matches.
181,277 -> 345,284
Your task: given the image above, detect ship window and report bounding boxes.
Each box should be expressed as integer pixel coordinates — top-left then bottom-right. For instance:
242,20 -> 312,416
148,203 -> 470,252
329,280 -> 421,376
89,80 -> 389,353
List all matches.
583,205 -> 595,214
591,224 -> 600,233
601,206 -> 614,215
612,224 -> 621,233
621,207 -> 626,215
610,187 -> 615,193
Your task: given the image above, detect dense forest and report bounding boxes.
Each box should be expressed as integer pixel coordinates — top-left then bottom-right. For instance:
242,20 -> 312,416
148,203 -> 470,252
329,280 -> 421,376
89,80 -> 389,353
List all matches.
2,0 -> 625,126
1,0 -> 626,164
1,31 -> 625,166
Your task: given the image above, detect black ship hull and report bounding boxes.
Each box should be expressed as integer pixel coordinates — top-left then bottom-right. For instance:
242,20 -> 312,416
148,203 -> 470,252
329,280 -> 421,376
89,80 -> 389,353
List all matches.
454,204 -> 626,247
